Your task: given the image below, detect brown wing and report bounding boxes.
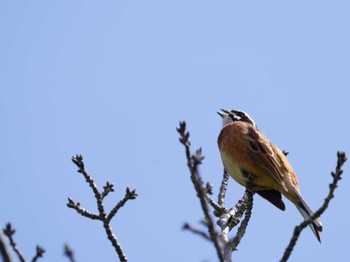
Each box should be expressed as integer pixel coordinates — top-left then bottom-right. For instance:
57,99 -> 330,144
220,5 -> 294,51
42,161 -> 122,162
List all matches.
246,126 -> 288,192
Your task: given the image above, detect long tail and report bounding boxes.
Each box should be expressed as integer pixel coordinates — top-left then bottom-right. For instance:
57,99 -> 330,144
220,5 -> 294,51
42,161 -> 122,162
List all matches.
296,195 -> 323,242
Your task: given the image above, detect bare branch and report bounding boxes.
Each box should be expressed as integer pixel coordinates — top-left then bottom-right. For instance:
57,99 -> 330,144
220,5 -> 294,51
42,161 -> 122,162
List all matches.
31,246 -> 45,262
102,182 -> 115,199
182,222 -> 211,242
177,122 -> 224,262
107,187 -> 138,222
280,151 -> 347,262
217,170 -> 229,209
71,155 -> 102,205
66,198 -> 101,220
68,154 -> 137,262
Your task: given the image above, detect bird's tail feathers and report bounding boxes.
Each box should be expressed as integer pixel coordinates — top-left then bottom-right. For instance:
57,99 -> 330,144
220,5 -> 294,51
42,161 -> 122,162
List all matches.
296,195 -> 323,242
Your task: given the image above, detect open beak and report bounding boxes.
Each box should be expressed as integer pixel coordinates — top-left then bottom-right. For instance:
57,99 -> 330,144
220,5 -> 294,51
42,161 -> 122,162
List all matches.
217,108 -> 231,118
217,111 -> 224,118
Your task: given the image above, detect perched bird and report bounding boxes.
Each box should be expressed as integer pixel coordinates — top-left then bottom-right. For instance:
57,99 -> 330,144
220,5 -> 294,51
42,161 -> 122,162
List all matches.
217,109 -> 322,242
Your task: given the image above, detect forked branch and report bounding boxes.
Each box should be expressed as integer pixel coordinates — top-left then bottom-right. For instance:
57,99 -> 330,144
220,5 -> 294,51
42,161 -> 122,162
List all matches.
67,155 -> 137,262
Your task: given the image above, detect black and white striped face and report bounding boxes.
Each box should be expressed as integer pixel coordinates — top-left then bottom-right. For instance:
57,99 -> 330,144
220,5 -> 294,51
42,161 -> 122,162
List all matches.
217,109 -> 256,127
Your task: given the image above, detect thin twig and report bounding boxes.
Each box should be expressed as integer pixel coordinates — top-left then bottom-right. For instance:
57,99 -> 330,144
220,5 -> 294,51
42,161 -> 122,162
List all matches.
182,223 -> 211,242
63,244 -> 76,262
31,246 -> 45,262
177,122 -> 224,262
102,182 -> 115,199
280,151 -> 347,262
107,188 -> 137,222
218,170 -> 229,208
67,198 -> 101,220
71,155 -> 103,211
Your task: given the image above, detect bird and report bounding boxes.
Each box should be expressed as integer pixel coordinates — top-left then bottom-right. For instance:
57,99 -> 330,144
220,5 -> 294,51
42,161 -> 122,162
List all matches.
217,108 -> 322,242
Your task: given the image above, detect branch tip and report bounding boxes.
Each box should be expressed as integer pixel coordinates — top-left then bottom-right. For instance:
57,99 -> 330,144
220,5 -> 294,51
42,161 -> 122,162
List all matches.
63,244 -> 76,262
3,223 -> 15,237
126,187 -> 138,200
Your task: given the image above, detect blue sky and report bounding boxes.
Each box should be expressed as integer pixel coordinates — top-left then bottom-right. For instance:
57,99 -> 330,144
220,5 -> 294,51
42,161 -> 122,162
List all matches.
0,1 -> 349,261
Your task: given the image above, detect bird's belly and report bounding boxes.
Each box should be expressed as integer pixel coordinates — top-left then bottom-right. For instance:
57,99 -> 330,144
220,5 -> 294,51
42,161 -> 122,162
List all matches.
220,152 -> 274,190
221,153 -> 247,187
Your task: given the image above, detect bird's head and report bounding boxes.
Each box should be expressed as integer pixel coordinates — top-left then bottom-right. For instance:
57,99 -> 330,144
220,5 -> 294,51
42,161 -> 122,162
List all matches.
217,109 -> 256,127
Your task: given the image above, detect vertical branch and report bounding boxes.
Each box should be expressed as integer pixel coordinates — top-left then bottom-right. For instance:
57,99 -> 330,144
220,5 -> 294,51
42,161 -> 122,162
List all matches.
217,170 -> 229,209
177,122 -> 224,262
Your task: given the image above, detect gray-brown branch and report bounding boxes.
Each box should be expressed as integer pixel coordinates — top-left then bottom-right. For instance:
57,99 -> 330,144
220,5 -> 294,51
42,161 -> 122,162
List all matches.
68,154 -> 137,262
177,122 -> 224,261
